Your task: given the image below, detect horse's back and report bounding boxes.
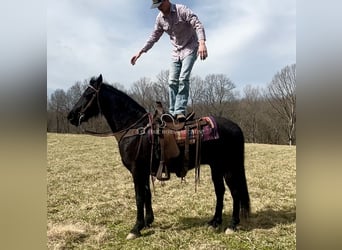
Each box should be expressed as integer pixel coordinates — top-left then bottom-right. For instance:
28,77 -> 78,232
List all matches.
210,116 -> 244,145
200,116 -> 244,164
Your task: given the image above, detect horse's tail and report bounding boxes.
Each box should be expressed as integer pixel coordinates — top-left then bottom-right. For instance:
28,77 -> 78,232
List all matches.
239,166 -> 251,219
239,142 -> 250,219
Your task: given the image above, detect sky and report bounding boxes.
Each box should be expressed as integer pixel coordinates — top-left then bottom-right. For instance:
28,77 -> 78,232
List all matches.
47,0 -> 296,95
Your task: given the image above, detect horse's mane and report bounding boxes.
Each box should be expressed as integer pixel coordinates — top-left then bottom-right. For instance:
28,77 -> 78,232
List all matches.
96,80 -> 147,114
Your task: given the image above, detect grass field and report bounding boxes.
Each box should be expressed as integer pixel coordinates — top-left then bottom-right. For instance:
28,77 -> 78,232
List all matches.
47,133 -> 296,249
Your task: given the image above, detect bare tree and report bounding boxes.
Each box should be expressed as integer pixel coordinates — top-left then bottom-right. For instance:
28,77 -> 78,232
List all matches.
201,74 -> 236,117
48,89 -> 69,133
129,77 -> 155,112
66,81 -> 86,109
189,76 -> 204,105
153,70 -> 169,108
241,85 -> 262,143
46,67 -> 296,145
266,64 -> 296,145
110,81 -> 126,92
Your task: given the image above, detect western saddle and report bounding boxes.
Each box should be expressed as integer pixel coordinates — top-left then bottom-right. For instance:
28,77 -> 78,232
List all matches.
153,102 -> 209,182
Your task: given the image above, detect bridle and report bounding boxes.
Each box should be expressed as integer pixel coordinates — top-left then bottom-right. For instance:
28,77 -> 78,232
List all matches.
77,83 -> 155,186
78,83 -> 102,126
76,82 -> 158,191
77,82 -> 152,143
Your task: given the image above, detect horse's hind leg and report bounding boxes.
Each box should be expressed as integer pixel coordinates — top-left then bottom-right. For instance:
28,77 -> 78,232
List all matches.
224,172 -> 241,233
208,166 -> 225,228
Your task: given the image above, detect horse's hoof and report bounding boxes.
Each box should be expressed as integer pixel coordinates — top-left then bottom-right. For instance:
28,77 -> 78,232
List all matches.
207,224 -> 220,231
225,227 -> 235,235
126,232 -> 139,240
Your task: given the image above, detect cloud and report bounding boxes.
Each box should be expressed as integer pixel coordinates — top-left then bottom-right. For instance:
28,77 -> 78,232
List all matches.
47,0 -> 296,93
194,0 -> 296,87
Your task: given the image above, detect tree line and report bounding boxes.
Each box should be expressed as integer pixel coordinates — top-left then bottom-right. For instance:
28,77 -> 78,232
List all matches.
47,64 -> 296,145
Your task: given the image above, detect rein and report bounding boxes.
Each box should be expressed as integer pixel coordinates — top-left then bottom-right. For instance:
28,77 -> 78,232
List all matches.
79,93 -> 157,190
82,113 -> 151,141
113,113 -> 152,142
79,82 -> 150,139
79,84 -> 102,125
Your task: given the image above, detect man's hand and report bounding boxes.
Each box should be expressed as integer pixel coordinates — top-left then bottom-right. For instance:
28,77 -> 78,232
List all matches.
131,51 -> 143,65
198,40 -> 208,60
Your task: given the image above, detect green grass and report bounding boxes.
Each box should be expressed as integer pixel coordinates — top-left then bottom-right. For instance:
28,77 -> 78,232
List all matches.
47,133 -> 296,249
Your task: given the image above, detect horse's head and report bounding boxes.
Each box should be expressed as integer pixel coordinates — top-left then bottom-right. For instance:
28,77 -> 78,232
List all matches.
67,74 -> 103,126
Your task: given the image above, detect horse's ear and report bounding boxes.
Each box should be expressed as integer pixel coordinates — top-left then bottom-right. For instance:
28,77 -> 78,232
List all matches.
155,101 -> 164,115
97,74 -> 103,83
156,101 -> 163,109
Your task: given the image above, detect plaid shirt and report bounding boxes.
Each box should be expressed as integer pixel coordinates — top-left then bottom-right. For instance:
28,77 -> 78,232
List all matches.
141,3 -> 206,61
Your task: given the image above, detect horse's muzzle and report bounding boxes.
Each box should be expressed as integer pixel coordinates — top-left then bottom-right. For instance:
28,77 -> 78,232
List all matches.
67,111 -> 80,126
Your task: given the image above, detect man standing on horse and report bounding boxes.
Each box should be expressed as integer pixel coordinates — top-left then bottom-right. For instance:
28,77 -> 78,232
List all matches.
131,0 -> 208,122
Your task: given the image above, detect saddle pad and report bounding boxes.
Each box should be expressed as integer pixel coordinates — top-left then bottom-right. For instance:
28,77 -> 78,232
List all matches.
174,116 -> 219,143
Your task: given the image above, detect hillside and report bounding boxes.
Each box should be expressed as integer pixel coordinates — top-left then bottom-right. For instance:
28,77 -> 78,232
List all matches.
47,133 -> 296,249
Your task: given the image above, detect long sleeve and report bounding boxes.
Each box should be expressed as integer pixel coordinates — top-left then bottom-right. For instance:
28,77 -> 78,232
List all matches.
141,19 -> 164,53
181,5 -> 206,42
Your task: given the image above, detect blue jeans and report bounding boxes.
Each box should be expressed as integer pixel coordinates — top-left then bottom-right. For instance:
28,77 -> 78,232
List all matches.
168,51 -> 198,116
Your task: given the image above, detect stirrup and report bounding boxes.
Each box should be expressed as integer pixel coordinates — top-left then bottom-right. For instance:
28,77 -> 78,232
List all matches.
156,161 -> 170,181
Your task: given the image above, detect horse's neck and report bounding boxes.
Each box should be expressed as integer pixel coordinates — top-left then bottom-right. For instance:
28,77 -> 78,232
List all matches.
100,90 -> 146,132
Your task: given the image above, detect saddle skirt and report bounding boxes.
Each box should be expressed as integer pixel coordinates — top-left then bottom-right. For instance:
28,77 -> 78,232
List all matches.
173,116 -> 220,144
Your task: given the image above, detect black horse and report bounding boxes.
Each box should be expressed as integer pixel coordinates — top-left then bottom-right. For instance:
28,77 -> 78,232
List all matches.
67,74 -> 250,240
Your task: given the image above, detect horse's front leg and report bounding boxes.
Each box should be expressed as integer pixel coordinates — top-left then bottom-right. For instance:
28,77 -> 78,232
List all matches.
126,176 -> 146,240
144,182 -> 154,227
